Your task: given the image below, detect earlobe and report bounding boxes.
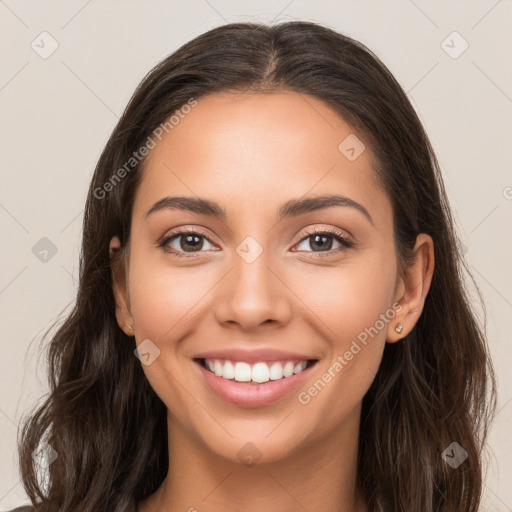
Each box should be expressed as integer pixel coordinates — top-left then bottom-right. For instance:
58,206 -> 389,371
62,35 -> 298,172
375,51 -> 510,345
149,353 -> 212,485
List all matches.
109,236 -> 135,337
387,233 -> 434,343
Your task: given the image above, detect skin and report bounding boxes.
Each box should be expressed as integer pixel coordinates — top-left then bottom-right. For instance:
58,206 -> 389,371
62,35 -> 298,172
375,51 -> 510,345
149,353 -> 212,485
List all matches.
110,90 -> 434,512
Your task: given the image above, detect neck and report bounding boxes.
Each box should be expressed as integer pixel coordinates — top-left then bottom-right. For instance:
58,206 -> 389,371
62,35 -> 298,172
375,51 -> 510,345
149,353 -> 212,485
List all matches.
140,404 -> 366,512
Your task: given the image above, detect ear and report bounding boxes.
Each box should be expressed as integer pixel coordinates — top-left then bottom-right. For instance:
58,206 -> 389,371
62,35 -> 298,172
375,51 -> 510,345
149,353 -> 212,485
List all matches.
110,236 -> 135,337
386,233 -> 434,343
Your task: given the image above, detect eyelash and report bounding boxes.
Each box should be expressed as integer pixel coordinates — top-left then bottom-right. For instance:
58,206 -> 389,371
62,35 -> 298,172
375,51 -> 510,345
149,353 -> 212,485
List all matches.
158,226 -> 354,258
294,226 -> 354,257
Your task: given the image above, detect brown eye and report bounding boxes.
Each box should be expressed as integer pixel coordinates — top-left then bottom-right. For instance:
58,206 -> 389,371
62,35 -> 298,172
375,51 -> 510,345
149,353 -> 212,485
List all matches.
160,229 -> 217,256
294,229 -> 353,254
173,233 -> 206,252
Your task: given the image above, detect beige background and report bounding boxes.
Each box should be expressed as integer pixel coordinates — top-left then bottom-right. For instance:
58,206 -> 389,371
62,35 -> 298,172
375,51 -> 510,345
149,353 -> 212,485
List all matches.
1,0 -> 511,509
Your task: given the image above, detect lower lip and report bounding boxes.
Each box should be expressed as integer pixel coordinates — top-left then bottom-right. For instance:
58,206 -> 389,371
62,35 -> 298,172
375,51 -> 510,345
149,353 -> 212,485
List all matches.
194,360 -> 317,408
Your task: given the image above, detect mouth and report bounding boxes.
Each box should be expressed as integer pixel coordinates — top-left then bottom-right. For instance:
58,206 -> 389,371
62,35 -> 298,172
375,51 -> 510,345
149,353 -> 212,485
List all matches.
193,357 -> 319,408
195,357 -> 318,384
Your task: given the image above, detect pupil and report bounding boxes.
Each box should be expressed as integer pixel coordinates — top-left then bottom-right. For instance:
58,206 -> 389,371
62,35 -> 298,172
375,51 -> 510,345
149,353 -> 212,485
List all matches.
178,234 -> 334,253
181,234 -> 203,252
311,234 -> 331,252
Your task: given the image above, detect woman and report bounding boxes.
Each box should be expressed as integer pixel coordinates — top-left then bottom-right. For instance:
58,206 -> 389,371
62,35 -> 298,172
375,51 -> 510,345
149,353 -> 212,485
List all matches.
13,21 -> 496,511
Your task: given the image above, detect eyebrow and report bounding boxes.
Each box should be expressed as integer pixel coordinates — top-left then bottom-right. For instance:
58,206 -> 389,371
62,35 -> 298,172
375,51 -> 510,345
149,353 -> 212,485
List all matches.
145,194 -> 373,225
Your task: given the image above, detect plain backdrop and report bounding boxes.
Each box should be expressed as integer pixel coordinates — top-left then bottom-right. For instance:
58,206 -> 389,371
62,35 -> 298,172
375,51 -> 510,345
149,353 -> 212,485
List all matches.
1,0 -> 511,509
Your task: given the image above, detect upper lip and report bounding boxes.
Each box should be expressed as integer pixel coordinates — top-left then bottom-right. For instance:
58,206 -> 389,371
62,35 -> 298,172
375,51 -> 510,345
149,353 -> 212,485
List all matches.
194,348 -> 318,363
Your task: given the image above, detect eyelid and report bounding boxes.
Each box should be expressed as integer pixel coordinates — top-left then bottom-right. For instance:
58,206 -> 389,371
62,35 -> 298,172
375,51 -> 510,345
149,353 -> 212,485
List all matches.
292,226 -> 356,257
158,224 -> 354,257
159,225 -> 214,243
293,225 -> 353,246
158,226 -> 219,256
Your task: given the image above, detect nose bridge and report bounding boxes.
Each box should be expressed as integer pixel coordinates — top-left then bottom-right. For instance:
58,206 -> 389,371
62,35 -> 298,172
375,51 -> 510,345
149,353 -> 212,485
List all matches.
215,235 -> 291,329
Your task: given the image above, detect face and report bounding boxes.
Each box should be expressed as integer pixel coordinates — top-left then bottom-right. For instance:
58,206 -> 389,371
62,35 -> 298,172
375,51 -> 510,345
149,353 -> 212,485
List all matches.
112,91 -> 416,464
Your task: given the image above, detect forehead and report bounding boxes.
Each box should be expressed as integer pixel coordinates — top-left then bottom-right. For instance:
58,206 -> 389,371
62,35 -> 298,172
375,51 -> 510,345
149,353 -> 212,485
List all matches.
134,91 -> 390,223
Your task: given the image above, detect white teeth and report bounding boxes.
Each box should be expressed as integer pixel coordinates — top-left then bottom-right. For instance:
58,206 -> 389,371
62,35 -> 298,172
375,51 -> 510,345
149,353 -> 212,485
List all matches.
214,360 -> 223,376
252,362 -> 270,383
283,361 -> 295,377
294,361 -> 307,375
269,362 -> 283,380
203,358 -> 311,383
223,360 -> 235,379
234,362 -> 252,382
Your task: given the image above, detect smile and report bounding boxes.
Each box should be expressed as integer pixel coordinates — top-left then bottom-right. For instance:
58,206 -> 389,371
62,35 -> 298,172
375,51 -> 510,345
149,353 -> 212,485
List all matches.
194,357 -> 319,408
201,358 -> 314,384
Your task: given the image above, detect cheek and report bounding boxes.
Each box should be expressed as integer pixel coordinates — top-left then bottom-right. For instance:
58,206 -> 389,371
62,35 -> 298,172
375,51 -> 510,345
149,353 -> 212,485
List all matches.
125,253 -> 216,420
127,253 -> 217,340
290,254 -> 396,417
295,255 -> 396,348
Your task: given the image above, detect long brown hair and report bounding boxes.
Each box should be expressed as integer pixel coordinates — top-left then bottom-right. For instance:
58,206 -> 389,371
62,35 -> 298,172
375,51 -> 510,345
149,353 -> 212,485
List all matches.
18,21 -> 496,511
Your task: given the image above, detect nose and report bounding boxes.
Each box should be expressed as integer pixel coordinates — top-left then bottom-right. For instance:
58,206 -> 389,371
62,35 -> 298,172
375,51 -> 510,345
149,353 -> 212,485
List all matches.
214,250 -> 292,332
